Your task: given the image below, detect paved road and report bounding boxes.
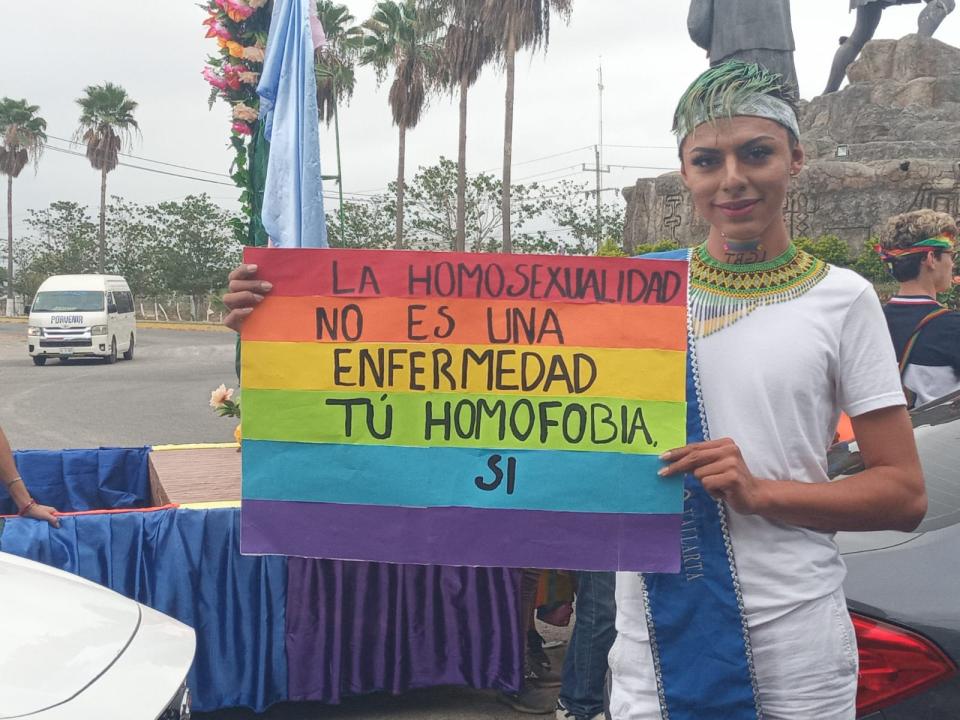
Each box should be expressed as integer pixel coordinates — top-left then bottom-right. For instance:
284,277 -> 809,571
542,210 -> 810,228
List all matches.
0,321 -> 238,449
0,320 -> 572,719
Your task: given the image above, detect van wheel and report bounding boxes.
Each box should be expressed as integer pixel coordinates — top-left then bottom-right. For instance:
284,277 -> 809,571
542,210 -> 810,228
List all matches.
32,356 -> 46,366
106,338 -> 117,364
123,334 -> 135,361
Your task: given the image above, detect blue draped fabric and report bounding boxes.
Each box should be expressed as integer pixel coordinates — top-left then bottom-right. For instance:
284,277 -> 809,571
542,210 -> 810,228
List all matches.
0,508 -> 288,713
284,559 -> 523,703
638,249 -> 760,719
1,447 -> 151,514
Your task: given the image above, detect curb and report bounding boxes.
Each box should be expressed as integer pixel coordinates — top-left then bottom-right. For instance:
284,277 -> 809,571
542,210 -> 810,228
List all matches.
0,317 -> 232,333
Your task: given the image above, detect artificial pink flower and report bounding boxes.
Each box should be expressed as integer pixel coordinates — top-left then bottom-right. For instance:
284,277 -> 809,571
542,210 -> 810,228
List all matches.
238,71 -> 260,85
202,66 -> 228,91
232,121 -> 253,136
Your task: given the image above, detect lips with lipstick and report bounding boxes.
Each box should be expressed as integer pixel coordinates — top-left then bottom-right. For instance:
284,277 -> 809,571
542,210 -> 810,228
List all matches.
714,199 -> 761,218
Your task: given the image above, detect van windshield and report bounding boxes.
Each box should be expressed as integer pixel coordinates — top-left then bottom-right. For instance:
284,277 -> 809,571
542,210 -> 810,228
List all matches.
32,291 -> 105,313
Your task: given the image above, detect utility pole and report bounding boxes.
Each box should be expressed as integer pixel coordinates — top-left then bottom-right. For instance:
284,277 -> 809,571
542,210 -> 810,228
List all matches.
581,60 -> 609,251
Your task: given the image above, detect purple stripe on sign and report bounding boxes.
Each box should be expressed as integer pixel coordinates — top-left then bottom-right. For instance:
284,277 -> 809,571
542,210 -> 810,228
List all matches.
241,500 -> 681,573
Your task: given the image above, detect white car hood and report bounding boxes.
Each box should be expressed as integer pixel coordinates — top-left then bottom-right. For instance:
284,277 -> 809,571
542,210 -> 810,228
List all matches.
0,553 -> 139,717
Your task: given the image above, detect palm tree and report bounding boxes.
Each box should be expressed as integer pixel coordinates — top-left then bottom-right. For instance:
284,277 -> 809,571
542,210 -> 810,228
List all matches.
361,0 -> 444,249
482,0 -> 572,253
0,98 -> 46,316
316,1 -> 364,125
316,1 -> 364,244
74,83 -> 139,272
441,2 -> 495,252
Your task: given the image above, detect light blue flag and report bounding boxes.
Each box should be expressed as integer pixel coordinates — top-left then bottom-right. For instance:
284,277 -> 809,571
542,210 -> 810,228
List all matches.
257,0 -> 328,248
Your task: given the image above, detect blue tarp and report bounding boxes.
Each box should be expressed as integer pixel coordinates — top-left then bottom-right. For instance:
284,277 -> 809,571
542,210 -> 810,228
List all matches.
1,447 -> 151,514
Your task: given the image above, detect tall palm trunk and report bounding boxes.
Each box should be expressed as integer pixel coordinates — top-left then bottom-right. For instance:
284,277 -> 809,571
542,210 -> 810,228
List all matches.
98,165 -> 107,272
6,176 -> 13,317
456,76 -> 469,253
501,30 -> 516,254
395,123 -> 406,250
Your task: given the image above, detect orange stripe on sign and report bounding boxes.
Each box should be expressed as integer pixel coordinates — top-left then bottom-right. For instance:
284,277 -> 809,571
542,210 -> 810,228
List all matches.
241,296 -> 687,350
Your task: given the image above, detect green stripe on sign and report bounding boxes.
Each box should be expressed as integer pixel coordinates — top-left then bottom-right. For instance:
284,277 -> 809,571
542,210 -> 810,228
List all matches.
242,389 -> 686,454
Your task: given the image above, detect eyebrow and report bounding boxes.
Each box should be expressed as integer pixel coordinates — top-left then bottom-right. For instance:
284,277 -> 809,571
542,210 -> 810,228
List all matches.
688,135 -> 779,154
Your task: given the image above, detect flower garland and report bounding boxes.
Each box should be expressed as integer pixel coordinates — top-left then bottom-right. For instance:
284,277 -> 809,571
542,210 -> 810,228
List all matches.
202,0 -> 271,243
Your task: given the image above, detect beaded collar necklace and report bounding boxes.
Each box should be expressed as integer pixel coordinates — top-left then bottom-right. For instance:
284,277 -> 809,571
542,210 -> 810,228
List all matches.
689,242 -> 829,337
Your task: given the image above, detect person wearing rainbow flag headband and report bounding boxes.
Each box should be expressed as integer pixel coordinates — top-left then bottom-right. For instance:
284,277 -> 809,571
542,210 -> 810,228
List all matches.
611,61 -> 927,720
878,210 -> 960,408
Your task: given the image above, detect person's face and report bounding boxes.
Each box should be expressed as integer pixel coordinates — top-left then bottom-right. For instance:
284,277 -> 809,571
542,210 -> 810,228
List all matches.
680,115 -> 804,243
927,246 -> 956,294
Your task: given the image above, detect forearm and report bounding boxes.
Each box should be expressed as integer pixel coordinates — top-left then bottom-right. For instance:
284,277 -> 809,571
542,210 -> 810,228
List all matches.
0,428 -> 31,511
753,466 -> 926,533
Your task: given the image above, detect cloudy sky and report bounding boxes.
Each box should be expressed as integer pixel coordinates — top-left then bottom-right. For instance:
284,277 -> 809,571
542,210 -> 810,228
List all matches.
2,1 -> 957,245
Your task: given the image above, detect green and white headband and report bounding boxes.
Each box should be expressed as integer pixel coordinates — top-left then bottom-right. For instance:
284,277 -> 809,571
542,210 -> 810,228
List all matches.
673,61 -> 800,147
674,93 -> 800,147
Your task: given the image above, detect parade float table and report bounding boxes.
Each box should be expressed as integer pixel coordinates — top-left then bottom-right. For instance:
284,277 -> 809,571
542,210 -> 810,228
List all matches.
0,446 -> 522,712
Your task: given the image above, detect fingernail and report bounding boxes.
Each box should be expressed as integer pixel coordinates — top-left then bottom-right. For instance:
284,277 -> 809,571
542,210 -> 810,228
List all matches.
659,450 -> 673,460
261,282 -> 273,291
253,294 -> 264,303
658,467 -> 669,477
246,264 -> 258,272
239,307 -> 254,314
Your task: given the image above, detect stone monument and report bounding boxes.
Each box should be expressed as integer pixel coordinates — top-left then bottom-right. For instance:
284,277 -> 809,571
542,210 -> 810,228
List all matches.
623,34 -> 960,254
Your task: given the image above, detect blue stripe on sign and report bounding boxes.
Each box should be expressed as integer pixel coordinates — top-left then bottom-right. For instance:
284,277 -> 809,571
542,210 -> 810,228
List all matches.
241,440 -> 680,515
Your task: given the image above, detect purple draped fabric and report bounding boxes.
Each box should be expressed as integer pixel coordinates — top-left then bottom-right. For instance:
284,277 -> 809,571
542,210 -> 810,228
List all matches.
285,559 -> 524,703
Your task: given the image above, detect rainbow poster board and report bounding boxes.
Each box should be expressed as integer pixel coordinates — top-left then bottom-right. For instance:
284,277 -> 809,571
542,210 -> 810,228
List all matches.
240,247 -> 687,572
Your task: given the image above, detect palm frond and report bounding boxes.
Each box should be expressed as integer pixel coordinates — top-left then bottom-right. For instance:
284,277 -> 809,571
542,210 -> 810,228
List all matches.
73,83 -> 139,174
0,97 -> 47,177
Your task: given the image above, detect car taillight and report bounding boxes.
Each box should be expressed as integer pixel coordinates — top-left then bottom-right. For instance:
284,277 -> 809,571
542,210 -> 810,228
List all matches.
854,612 -> 957,716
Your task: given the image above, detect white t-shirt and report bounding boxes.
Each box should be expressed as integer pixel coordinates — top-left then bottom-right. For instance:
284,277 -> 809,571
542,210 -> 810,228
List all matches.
616,265 -> 906,641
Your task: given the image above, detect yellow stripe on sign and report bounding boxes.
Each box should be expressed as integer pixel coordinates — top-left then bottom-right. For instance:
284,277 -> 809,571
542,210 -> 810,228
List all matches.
242,341 -> 686,402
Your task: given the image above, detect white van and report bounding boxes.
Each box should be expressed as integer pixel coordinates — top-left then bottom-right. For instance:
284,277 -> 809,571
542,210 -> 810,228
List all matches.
27,275 -> 137,366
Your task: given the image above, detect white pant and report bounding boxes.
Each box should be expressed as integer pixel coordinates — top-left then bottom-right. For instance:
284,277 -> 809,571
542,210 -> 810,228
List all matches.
609,587 -> 859,720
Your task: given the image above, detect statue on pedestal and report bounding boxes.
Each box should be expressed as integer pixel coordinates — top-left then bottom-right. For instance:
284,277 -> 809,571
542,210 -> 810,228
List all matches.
688,0 -> 799,96
825,0 -> 956,94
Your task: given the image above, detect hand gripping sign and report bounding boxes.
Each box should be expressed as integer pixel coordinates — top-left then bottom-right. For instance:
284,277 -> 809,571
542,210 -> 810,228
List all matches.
240,247 -> 687,572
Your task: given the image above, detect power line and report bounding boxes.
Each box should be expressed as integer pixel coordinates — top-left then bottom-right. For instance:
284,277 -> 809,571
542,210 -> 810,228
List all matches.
514,164 -> 583,182
43,144 -> 238,187
478,145 -> 594,173
46,135 -> 233,179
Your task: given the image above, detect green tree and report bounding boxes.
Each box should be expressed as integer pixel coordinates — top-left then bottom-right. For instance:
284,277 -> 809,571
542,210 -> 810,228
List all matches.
397,156 -> 555,252
74,83 -> 139,272
546,180 -> 624,253
0,98 -> 46,315
326,198 -> 395,249
361,0 -> 444,248
150,195 -> 242,320
481,0 -> 572,253
105,197 -> 163,301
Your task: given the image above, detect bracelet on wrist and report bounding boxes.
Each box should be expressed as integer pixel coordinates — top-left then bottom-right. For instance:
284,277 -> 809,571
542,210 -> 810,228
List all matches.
4,476 -> 23,490
18,499 -> 37,517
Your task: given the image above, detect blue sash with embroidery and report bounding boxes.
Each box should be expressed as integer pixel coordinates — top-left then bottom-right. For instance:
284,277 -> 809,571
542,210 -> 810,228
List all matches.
641,249 -> 761,720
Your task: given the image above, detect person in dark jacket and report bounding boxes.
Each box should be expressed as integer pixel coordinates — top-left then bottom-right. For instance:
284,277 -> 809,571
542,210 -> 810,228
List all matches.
879,209 -> 960,407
